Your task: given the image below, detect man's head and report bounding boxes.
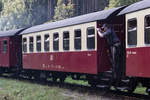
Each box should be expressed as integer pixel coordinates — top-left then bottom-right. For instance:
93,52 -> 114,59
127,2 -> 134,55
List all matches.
102,24 -> 109,32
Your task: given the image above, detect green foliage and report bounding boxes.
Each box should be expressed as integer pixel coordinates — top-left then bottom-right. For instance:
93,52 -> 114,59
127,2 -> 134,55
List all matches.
0,0 -> 48,31
0,1 -> 3,12
53,0 -> 74,21
107,0 -> 142,9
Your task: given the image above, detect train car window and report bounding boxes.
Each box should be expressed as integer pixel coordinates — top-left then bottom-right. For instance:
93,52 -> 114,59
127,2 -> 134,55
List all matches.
74,29 -> 81,50
128,19 -> 137,46
0,41 -> 1,53
36,36 -> 41,52
87,27 -> 95,49
63,31 -> 69,51
145,15 -> 150,44
29,37 -> 33,52
44,34 -> 49,51
23,38 -> 27,53
3,40 -> 7,53
53,33 -> 59,51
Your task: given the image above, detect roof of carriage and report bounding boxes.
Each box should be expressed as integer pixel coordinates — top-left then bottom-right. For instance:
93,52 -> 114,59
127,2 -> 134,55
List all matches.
118,0 -> 150,15
0,28 -> 24,37
21,6 -> 125,35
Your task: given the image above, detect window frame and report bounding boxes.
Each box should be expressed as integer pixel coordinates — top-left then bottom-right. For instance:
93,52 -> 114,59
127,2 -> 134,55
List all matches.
44,34 -> 50,52
87,27 -> 95,50
36,35 -> 41,52
29,36 -> 34,52
53,32 -> 59,51
144,15 -> 150,45
63,31 -> 70,51
74,29 -> 81,50
127,18 -> 137,46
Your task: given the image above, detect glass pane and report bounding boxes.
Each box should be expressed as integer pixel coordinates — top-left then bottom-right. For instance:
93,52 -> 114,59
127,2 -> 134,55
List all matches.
63,31 -> 69,50
44,34 -> 49,51
128,19 -> 137,45
23,38 -> 27,53
74,30 -> 81,50
3,40 -> 7,53
53,33 -> 59,51
145,15 -> 150,44
29,37 -> 33,52
87,27 -> 95,49
0,42 -> 1,53
36,36 -> 41,52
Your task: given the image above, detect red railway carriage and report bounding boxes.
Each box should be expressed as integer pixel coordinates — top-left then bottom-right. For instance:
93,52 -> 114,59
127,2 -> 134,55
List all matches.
0,29 -> 24,70
20,6 -> 125,75
119,0 -> 150,78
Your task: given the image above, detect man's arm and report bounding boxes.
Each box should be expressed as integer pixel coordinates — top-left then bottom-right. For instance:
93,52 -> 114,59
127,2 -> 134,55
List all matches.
97,28 -> 104,38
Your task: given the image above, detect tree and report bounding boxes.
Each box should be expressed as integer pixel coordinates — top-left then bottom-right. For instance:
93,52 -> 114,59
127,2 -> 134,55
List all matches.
107,0 -> 142,9
0,1 -> 2,12
53,0 -> 74,21
0,0 -> 48,31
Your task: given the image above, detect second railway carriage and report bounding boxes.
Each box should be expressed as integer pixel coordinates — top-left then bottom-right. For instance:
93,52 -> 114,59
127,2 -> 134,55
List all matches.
118,0 -> 150,93
0,29 -> 24,73
20,6 -> 125,81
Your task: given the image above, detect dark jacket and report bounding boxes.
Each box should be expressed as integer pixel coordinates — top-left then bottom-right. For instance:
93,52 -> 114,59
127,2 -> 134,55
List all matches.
103,27 -> 120,46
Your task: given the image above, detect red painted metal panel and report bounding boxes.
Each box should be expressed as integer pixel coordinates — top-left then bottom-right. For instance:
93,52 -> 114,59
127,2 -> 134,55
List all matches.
97,36 -> 112,72
126,47 -> 150,78
0,37 -> 10,67
0,36 -> 21,68
23,51 -> 98,74
9,36 -> 22,67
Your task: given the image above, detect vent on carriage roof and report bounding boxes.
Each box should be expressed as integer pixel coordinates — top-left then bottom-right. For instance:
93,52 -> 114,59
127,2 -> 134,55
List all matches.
118,0 -> 150,15
0,28 -> 24,37
21,6 -> 125,35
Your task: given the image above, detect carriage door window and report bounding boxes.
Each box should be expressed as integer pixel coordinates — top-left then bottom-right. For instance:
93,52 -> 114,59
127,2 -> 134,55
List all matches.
29,37 -> 33,52
23,38 -> 27,53
87,27 -> 95,49
36,36 -> 41,52
63,31 -> 69,51
128,19 -> 137,46
53,33 -> 59,51
145,15 -> 150,44
44,34 -> 49,51
3,40 -> 7,53
74,29 -> 81,50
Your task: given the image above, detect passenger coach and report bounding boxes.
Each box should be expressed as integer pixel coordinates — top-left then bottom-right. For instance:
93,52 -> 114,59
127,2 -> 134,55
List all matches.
0,29 -> 24,73
20,6 -> 125,81
118,0 -> 150,93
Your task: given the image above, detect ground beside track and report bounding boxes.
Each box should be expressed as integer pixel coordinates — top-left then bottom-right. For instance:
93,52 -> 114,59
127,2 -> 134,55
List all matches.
0,77 -> 148,100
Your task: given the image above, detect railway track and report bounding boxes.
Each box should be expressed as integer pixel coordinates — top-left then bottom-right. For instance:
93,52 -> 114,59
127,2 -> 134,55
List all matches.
0,73 -> 149,100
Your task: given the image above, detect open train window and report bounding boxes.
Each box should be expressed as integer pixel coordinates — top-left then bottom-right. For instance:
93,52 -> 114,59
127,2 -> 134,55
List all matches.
63,31 -> 70,51
36,36 -> 41,52
128,18 -> 137,46
74,29 -> 81,50
29,37 -> 33,52
145,15 -> 150,44
87,27 -> 95,50
23,38 -> 27,53
53,33 -> 59,51
44,34 -> 49,52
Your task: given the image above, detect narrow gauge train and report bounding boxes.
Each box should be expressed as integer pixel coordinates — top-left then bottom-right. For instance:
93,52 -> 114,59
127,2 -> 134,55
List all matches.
0,0 -> 150,94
